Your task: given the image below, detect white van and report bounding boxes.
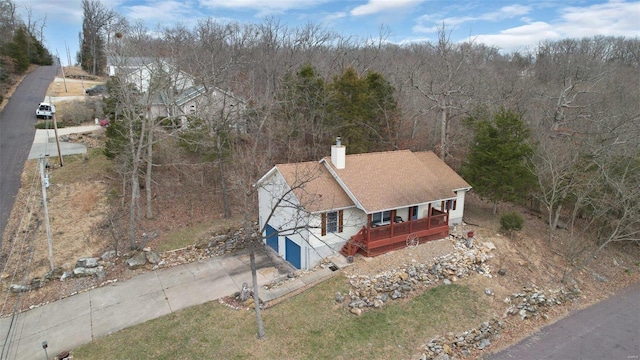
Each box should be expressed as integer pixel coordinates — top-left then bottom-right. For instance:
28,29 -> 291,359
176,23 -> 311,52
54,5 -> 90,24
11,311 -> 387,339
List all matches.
36,102 -> 56,119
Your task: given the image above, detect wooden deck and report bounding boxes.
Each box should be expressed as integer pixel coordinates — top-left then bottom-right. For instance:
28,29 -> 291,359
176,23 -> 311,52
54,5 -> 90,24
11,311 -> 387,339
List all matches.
341,211 -> 450,257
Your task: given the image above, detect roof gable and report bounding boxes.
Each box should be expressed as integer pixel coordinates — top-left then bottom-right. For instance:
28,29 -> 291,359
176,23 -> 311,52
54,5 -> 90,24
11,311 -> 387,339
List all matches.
275,161 -> 354,213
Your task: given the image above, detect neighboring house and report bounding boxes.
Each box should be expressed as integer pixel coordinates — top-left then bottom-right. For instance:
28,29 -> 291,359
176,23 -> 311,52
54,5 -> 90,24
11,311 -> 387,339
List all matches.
107,57 -> 193,93
107,56 -> 245,131
256,139 -> 472,270
147,85 -> 245,131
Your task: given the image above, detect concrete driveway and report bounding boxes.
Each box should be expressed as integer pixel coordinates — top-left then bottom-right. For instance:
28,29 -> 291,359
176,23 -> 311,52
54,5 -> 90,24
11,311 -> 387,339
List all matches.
0,247 -> 343,360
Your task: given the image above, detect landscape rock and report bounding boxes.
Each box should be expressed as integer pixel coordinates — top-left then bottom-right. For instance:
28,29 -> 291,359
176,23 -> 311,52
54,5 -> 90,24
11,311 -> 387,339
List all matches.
344,237 -> 494,314
484,288 -> 494,296
420,318 -> 503,359
73,267 -> 100,277
9,284 -> 30,293
145,250 -> 160,264
76,257 -> 99,268
126,251 -> 148,269
29,277 -> 45,289
101,250 -> 117,260
593,273 -> 608,282
505,284 -> 581,321
60,271 -> 73,281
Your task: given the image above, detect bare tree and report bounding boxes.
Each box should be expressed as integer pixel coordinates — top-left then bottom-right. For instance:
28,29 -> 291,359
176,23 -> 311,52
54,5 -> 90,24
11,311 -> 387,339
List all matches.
80,0 -> 115,75
530,136 -> 582,241
410,25 -> 475,161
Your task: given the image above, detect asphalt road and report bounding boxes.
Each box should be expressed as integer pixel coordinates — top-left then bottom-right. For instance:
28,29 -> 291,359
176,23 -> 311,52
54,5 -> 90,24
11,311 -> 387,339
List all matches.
0,65 -> 57,249
488,281 -> 640,360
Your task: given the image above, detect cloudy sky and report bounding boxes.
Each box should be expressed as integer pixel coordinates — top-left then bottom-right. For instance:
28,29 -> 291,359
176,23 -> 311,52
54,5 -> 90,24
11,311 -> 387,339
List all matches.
12,0 -> 640,66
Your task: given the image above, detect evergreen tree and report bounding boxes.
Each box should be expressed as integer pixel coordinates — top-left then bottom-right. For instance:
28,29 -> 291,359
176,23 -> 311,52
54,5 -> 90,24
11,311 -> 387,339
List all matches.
461,108 -> 536,214
327,67 -> 399,154
275,63 -> 330,161
28,32 -> 53,65
6,25 -> 29,73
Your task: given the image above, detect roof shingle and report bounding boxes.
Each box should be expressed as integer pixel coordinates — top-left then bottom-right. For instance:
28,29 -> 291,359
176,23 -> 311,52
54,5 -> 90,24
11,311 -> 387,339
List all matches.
276,162 -> 354,213
322,150 -> 470,213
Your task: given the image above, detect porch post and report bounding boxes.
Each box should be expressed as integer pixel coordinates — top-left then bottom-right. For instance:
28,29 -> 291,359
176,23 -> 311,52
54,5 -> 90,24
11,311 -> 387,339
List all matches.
390,210 -> 395,237
445,206 -> 450,225
409,206 -> 413,233
366,213 -> 372,244
427,203 -> 432,229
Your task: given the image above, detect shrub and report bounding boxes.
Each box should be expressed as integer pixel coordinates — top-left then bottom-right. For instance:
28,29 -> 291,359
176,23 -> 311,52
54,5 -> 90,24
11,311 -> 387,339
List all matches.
500,211 -> 524,234
59,100 -> 100,125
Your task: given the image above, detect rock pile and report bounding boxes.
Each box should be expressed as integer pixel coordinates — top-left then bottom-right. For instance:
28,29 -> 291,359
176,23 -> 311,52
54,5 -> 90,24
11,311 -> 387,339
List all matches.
504,284 -> 582,320
341,237 -> 495,312
9,255 -> 108,293
125,248 -> 162,270
419,318 -> 503,359
162,225 -> 255,267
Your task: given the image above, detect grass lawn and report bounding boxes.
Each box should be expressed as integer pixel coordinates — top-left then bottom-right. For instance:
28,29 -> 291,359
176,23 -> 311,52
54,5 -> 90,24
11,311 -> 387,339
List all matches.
73,276 -> 489,359
158,215 -> 244,252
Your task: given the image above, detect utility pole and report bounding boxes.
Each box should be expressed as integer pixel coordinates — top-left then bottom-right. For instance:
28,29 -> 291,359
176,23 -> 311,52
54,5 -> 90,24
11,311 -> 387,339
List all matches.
39,157 -> 54,271
52,112 -> 63,167
56,51 -> 68,93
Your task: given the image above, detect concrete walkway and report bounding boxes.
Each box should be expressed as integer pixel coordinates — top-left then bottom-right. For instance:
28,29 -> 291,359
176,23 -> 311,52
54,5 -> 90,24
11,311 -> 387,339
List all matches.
28,125 -> 103,160
0,248 -> 345,360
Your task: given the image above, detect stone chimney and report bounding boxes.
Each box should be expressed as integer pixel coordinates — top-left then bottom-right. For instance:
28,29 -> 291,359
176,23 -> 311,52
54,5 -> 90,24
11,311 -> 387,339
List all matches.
331,137 -> 345,169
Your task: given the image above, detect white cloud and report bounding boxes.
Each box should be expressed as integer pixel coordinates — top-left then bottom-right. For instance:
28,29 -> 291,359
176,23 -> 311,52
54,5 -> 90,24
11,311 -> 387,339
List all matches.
13,0 -> 84,22
199,0 -> 330,15
350,0 -> 426,16
125,1 -> 195,22
556,0 -> 640,38
411,1 -> 639,53
474,22 -> 561,52
324,11 -> 347,22
415,4 -> 532,32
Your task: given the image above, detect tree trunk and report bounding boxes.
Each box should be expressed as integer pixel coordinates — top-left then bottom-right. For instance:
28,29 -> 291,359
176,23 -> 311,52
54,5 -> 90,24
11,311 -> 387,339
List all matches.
129,165 -> 139,249
439,102 -> 447,161
249,236 -> 266,339
217,134 -> 231,218
145,118 -> 153,219
128,115 -> 146,250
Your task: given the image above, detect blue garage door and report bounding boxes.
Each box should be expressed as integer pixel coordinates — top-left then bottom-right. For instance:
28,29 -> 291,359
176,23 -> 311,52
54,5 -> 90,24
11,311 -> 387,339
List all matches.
285,237 -> 301,269
265,224 -> 278,252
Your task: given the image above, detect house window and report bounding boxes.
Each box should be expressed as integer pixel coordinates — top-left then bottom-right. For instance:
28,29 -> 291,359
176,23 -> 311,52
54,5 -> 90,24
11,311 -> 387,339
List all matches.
321,210 -> 343,236
327,212 -> 338,233
443,200 -> 457,211
372,210 -> 392,225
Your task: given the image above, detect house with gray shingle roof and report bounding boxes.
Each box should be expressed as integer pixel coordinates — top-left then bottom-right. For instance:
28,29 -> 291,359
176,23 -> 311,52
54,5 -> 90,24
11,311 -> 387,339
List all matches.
107,56 -> 245,131
256,139 -> 472,270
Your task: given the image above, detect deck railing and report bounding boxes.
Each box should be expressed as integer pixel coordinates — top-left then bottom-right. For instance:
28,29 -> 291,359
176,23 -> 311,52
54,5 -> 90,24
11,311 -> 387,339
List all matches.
341,212 -> 449,257
368,214 -> 447,242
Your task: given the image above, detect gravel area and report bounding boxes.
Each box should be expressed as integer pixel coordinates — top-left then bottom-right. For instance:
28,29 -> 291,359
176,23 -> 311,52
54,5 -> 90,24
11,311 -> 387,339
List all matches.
342,236 -> 456,277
